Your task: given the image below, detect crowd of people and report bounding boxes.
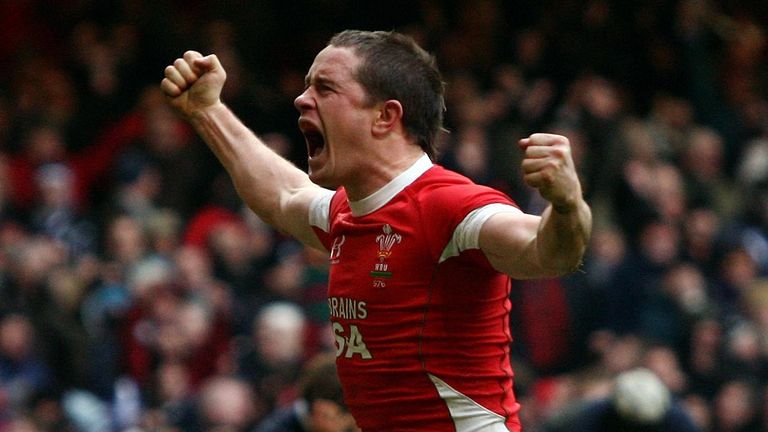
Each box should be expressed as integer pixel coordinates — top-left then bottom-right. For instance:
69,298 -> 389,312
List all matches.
0,0 -> 766,430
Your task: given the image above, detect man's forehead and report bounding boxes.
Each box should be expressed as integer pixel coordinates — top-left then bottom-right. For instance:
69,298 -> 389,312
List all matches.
306,46 -> 359,80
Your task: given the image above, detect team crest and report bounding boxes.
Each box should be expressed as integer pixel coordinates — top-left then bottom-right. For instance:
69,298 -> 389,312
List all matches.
370,224 -> 401,284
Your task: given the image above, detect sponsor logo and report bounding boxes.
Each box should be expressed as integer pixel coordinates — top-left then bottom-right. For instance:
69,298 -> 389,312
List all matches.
329,235 -> 345,264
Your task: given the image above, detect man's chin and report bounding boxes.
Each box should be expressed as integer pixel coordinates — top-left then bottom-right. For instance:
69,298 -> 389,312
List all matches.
308,170 -> 338,190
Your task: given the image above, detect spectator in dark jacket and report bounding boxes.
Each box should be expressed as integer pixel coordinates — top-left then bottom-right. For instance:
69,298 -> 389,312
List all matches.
544,368 -> 701,432
254,352 -> 358,432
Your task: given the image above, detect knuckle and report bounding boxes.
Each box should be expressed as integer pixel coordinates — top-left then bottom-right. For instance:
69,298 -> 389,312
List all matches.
550,146 -> 567,159
552,135 -> 570,146
537,158 -> 557,171
529,133 -> 545,142
544,161 -> 557,172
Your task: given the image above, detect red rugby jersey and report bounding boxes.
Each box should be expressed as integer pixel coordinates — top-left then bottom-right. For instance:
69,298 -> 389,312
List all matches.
310,155 -> 522,432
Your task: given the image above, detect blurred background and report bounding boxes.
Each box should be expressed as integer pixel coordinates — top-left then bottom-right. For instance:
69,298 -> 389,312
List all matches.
0,0 -> 766,431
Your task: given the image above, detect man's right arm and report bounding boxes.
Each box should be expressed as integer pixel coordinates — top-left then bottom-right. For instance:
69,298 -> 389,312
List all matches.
161,51 -> 326,250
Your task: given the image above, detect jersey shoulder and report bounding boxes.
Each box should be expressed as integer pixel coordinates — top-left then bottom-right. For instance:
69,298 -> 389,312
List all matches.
406,166 -> 518,259
411,165 -> 517,220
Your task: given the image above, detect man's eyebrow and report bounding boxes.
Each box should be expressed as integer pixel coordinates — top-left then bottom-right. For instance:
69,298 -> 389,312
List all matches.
305,73 -> 335,88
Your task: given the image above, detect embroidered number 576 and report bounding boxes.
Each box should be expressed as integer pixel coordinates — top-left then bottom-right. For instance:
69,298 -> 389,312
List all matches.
332,322 -> 373,359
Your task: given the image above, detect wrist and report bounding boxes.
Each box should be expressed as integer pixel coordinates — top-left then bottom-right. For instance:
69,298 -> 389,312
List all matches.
551,197 -> 584,215
552,202 -> 575,214
188,101 -> 227,123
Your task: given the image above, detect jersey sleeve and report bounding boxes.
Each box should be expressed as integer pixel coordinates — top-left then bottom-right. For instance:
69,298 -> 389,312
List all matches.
439,203 -> 521,262
308,188 -> 337,249
419,182 -> 519,264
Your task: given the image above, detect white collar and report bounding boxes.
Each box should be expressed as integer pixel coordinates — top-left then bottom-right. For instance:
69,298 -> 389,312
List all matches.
349,153 -> 432,216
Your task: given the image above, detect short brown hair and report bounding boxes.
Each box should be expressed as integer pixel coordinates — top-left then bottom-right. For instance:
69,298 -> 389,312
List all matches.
299,353 -> 346,408
329,30 -> 445,159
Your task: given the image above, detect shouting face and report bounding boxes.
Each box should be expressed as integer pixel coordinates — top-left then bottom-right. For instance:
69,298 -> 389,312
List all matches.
294,46 -> 378,189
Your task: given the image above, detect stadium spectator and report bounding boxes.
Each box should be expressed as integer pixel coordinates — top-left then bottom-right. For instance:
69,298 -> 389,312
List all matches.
254,353 -> 358,432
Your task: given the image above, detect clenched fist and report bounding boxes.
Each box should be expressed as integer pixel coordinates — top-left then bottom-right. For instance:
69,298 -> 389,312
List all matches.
160,50 -> 226,118
519,133 -> 583,213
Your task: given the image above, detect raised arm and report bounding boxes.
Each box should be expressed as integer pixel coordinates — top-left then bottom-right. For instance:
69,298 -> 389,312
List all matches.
161,51 -> 326,250
479,133 -> 592,279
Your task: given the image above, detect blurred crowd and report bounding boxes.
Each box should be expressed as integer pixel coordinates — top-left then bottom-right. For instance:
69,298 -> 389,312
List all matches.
0,0 -> 766,431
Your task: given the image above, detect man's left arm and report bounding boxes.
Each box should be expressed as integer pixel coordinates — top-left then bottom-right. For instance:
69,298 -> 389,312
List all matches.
479,133 -> 592,279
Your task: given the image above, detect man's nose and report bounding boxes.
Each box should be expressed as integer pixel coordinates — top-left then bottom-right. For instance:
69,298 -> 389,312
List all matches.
294,90 -> 314,112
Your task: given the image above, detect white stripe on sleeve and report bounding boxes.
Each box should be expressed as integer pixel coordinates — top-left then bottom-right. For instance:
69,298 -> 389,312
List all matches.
308,189 -> 335,233
439,203 -> 521,263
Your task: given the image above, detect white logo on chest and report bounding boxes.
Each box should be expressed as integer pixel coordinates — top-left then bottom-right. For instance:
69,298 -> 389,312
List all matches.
329,235 -> 345,264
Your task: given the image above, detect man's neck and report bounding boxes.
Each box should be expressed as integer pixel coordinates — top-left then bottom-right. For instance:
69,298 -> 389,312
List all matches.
343,148 -> 427,201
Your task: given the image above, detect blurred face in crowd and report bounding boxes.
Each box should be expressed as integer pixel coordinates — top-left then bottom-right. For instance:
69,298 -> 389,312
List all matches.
639,221 -> 680,265
714,380 -> 758,430
36,164 -> 74,209
255,303 -> 306,365
25,126 -> 65,163
643,345 -> 687,394
156,361 -> 191,403
717,248 -> 758,293
200,376 -> 259,429
0,314 -> 34,361
107,215 -> 147,265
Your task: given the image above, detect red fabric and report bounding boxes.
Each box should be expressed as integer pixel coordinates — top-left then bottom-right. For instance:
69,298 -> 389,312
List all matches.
120,303 -> 154,385
7,111 -> 145,210
185,313 -> 232,389
182,206 -> 243,248
120,287 -> 232,388
0,1 -> 58,65
519,278 -> 571,371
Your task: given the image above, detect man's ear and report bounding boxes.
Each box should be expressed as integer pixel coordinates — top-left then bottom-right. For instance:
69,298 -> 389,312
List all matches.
372,100 -> 404,138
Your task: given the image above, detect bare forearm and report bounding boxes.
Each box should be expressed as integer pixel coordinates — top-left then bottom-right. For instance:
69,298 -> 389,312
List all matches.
536,199 -> 592,275
188,102 -> 314,224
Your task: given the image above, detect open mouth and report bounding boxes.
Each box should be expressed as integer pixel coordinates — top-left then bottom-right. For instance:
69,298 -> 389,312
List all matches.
299,119 -> 326,158
305,129 -> 325,158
